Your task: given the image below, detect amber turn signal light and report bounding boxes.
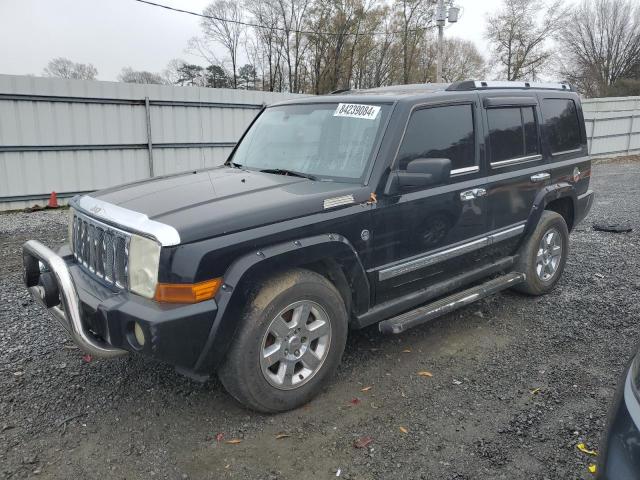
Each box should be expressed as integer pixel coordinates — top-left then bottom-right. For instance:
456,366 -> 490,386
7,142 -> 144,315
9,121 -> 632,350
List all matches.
154,278 -> 222,303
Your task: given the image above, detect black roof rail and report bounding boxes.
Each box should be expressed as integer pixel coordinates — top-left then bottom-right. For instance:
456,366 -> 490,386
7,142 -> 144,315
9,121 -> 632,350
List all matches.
446,80 -> 572,91
329,88 -> 351,94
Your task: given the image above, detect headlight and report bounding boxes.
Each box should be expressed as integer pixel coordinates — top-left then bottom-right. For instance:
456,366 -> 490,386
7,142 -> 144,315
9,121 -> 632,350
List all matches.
128,235 -> 161,299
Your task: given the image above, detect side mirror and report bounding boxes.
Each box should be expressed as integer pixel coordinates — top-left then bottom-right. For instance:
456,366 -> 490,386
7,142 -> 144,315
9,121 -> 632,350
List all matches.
397,158 -> 451,188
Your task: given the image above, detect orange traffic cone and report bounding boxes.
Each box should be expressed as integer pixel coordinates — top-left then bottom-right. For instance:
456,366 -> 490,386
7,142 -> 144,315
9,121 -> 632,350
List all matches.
47,191 -> 59,208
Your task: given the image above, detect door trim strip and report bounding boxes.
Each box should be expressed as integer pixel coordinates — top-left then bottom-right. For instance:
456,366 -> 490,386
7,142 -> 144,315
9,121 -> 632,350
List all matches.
490,154 -> 543,169
451,165 -> 480,176
378,223 -> 525,281
488,223 -> 525,243
488,155 -> 589,184
551,147 -> 583,156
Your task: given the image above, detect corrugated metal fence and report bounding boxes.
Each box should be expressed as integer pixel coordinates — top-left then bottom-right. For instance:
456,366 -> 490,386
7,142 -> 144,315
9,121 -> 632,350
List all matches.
0,74 -> 305,210
0,74 -> 638,211
582,96 -> 640,158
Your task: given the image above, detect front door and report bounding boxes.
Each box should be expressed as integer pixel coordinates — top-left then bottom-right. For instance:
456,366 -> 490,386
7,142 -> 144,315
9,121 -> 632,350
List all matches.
370,101 -> 490,303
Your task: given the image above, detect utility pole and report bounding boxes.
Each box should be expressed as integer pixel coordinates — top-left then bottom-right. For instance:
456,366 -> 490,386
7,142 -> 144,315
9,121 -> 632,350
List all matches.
435,1 -> 459,84
436,0 -> 445,84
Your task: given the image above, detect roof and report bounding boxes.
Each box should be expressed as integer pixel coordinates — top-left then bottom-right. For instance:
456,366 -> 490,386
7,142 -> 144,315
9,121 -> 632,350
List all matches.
347,83 -> 450,96
272,83 -> 453,106
271,80 -> 574,107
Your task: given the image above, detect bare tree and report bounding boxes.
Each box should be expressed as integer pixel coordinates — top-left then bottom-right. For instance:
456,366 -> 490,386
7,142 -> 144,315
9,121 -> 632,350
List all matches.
348,0 -> 389,89
188,0 -> 487,93
440,38 -> 487,82
199,0 -> 245,88
557,0 -> 640,96
485,0 -> 567,80
395,0 -> 433,84
43,57 -> 98,80
162,58 -> 187,84
164,59 -> 209,86
275,0 -> 312,93
245,0 -> 286,91
118,67 -> 167,85
306,0 -> 366,93
368,9 -> 398,87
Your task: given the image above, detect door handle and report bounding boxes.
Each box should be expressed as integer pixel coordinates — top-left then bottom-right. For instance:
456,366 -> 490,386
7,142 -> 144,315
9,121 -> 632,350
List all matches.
460,188 -> 486,201
460,190 -> 475,201
530,172 -> 550,183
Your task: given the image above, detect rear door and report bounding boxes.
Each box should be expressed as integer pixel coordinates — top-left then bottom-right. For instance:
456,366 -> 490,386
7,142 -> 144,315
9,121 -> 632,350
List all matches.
370,99 -> 491,303
481,95 -> 548,253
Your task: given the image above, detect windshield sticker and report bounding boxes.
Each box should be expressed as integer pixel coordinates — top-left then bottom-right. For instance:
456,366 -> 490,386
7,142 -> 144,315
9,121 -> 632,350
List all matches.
334,103 -> 380,120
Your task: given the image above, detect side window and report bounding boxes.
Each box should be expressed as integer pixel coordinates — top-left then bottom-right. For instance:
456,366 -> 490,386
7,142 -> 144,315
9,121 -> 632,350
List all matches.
541,99 -> 582,153
397,104 -> 475,174
487,106 -> 539,164
522,107 -> 538,156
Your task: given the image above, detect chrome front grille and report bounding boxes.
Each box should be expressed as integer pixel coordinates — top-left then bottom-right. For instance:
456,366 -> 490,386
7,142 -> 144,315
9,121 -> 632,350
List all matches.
71,210 -> 130,289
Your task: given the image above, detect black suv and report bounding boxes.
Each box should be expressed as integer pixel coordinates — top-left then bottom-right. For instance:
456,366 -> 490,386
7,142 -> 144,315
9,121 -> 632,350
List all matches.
23,81 -> 594,412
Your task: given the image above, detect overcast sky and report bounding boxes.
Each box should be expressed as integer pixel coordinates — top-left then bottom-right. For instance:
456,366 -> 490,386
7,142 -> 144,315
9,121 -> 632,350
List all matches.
0,0 -> 503,81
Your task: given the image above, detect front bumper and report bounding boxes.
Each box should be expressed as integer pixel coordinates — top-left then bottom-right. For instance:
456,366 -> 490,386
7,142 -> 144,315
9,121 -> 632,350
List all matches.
23,240 -> 126,358
23,240 -> 217,371
598,364 -> 640,480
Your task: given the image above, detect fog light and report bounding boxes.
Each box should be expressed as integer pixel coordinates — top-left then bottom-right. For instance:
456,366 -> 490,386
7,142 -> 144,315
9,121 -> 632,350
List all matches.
133,322 -> 146,347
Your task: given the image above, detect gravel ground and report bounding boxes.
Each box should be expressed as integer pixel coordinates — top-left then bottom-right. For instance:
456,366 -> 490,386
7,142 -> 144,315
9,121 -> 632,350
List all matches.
1,159 -> 639,480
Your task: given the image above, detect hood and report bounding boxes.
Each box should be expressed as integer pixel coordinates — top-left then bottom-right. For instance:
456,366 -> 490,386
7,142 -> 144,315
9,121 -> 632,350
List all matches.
92,166 -> 366,243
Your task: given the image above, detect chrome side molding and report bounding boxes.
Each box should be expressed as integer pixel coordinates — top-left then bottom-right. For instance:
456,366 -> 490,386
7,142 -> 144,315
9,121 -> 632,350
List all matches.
450,165 -> 480,176
488,224 -> 526,243
378,223 -> 525,281
490,154 -> 543,169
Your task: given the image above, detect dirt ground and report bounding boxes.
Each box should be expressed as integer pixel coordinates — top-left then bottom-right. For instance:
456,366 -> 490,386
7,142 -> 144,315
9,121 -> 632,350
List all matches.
1,159 -> 639,480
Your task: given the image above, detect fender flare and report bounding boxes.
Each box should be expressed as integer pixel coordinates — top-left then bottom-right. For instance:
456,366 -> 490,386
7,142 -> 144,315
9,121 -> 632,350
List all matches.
192,233 -> 370,374
524,181 -> 577,239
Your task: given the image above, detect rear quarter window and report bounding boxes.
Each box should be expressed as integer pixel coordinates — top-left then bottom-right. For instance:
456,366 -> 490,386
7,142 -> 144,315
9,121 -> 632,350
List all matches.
541,99 -> 582,154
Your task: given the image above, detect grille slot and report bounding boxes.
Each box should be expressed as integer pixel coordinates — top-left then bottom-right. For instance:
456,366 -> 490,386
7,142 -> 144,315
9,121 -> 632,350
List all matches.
71,210 -> 130,289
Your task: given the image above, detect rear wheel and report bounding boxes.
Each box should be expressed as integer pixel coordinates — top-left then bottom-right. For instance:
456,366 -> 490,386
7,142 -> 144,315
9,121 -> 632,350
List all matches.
218,268 -> 348,412
513,211 -> 569,296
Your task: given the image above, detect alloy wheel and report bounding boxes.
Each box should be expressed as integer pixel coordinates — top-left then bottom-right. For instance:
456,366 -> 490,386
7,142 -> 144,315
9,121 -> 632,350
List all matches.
260,300 -> 332,390
536,227 -> 563,281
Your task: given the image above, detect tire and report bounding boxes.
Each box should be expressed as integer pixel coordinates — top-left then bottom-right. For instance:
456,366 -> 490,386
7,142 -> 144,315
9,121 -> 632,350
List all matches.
513,210 -> 569,296
218,268 -> 348,413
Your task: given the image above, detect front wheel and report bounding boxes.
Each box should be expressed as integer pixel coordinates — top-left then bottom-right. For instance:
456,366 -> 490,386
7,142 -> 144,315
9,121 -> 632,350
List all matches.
513,210 -> 569,296
218,268 -> 348,413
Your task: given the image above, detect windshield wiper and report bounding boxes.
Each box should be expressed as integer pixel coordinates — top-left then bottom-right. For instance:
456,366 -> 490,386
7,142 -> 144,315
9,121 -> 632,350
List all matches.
260,168 -> 318,181
227,161 -> 243,169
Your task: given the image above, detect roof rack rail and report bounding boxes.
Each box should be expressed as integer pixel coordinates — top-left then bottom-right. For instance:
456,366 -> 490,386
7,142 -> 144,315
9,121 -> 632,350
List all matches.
329,88 -> 351,94
446,80 -> 571,91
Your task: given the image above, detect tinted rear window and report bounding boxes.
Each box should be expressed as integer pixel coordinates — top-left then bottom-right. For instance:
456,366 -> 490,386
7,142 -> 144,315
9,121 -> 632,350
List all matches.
487,106 -> 539,163
397,104 -> 475,172
541,99 -> 582,153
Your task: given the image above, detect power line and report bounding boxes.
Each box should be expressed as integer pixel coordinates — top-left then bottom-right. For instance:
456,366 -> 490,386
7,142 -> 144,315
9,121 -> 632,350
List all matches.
133,0 -> 433,37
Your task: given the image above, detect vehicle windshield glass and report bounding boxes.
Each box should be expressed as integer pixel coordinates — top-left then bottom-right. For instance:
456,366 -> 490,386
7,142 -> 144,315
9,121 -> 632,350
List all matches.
230,102 -> 391,182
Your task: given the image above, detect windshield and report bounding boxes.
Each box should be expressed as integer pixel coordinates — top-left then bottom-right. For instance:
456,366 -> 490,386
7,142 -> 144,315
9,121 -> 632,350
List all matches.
230,102 -> 391,182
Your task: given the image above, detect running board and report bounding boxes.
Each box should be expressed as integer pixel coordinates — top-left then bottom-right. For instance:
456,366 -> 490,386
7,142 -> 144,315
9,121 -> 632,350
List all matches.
378,272 -> 525,334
